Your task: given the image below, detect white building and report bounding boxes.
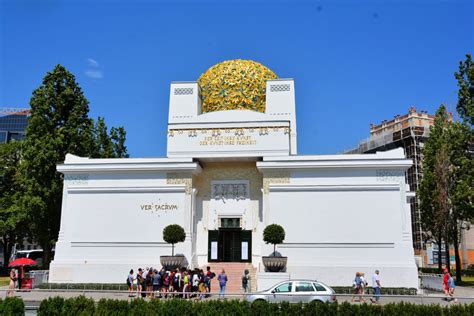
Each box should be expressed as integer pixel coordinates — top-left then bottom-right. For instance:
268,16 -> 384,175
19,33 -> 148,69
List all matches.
49,60 -> 418,289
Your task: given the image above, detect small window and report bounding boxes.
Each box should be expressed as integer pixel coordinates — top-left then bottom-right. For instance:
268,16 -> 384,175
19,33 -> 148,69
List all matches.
313,283 -> 327,292
274,282 -> 292,293
295,282 -> 315,292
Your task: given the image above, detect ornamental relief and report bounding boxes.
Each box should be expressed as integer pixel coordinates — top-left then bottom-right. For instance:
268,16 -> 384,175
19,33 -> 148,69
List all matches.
212,183 -> 248,201
166,173 -> 193,195
167,126 -> 290,138
64,174 -> 89,186
263,171 -> 290,194
376,169 -> 405,183
194,162 -> 262,201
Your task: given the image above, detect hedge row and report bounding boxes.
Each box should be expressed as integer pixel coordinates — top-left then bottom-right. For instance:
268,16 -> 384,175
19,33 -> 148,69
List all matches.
37,296 -> 474,316
419,267 -> 474,276
0,297 -> 25,315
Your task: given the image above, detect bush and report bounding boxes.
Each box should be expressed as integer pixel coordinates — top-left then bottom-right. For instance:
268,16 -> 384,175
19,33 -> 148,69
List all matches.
61,296 -> 95,315
263,224 -> 285,256
95,298 -> 129,316
419,267 -> 474,276
0,297 -> 25,316
163,224 -> 186,256
34,297 -> 474,315
38,297 -> 65,316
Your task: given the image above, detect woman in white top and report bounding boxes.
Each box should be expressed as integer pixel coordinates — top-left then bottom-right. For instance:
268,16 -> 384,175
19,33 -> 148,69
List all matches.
360,272 -> 367,303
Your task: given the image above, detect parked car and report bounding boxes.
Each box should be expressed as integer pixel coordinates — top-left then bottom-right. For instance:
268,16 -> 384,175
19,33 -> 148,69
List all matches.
245,279 -> 337,304
11,250 -> 44,268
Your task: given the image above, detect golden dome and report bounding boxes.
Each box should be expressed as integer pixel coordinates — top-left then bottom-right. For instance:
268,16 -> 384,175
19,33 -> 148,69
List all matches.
198,59 -> 278,113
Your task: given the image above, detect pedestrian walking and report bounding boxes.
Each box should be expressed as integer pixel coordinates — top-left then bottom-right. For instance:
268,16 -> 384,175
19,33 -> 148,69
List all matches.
351,272 -> 363,303
217,269 -> 228,299
7,269 -> 16,297
447,271 -> 458,303
360,272 -> 367,300
443,267 -> 450,300
242,269 -> 251,293
127,269 -> 135,297
370,270 -> 381,304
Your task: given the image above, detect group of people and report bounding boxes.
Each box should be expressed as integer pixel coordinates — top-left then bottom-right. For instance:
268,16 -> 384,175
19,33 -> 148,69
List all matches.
351,270 -> 381,304
126,266 -> 229,299
443,267 -> 457,303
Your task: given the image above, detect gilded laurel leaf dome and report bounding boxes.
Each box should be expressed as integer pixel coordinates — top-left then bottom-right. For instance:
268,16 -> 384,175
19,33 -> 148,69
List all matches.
198,59 -> 278,113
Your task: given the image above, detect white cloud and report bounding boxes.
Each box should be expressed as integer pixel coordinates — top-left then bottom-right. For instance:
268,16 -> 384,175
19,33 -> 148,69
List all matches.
87,58 -> 99,68
85,69 -> 103,79
85,58 -> 103,79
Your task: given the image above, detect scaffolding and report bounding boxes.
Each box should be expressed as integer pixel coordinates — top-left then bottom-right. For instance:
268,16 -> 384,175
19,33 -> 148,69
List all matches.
345,107 -> 435,251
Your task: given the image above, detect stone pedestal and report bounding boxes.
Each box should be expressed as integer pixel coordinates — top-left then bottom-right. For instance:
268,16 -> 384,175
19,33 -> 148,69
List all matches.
257,272 -> 290,291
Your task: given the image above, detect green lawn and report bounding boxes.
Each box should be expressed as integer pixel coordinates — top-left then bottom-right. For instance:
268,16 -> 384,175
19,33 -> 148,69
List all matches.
456,275 -> 474,287
0,276 -> 10,287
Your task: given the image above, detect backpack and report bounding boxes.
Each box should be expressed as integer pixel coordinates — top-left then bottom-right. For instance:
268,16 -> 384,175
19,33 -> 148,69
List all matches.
173,274 -> 181,287
211,272 -> 216,279
164,275 -> 169,286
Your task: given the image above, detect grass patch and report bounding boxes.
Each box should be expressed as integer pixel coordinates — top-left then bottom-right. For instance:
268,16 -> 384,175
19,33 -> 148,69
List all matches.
0,276 -> 10,287
457,275 -> 474,287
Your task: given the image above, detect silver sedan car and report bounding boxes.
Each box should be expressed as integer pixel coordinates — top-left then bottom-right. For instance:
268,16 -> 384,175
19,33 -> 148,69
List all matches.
246,279 -> 337,304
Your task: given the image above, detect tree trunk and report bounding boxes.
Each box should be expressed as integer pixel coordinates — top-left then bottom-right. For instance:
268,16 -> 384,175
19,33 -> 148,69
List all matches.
3,236 -> 13,270
437,233 -> 443,273
445,237 -> 450,272
42,243 -> 53,270
453,224 -> 462,284
274,244 -> 276,257
172,244 -> 174,256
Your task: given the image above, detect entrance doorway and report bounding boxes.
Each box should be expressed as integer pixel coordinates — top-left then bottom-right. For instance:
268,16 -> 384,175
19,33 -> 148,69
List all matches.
208,229 -> 251,262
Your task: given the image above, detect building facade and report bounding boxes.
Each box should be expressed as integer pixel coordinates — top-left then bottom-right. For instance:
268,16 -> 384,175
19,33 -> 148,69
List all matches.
49,60 -> 418,288
0,108 -> 30,143
346,107 -> 435,252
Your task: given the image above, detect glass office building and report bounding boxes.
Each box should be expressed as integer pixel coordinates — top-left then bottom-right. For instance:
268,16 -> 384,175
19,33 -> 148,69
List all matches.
0,113 -> 29,143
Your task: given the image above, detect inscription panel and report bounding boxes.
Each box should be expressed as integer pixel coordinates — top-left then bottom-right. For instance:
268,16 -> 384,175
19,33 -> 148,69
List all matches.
167,127 -> 290,157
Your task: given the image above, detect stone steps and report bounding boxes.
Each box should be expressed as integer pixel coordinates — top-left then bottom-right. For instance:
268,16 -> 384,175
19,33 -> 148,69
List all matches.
206,263 -> 257,295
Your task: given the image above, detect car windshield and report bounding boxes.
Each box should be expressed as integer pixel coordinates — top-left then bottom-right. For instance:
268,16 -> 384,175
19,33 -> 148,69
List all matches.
16,253 -> 28,259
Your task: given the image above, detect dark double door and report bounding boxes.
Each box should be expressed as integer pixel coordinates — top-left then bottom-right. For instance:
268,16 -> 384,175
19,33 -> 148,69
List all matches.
208,229 -> 251,262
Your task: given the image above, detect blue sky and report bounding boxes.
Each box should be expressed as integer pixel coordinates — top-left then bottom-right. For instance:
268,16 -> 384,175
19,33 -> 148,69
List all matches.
1,0 -> 473,157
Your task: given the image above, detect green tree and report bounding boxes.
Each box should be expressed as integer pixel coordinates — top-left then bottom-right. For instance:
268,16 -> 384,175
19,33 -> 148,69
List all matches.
19,64 -> 128,267
419,105 -> 451,272
446,121 -> 473,282
20,65 -> 94,266
263,224 -> 285,256
455,54 -> 474,126
162,224 -> 186,256
90,118 -> 128,158
0,141 -> 28,268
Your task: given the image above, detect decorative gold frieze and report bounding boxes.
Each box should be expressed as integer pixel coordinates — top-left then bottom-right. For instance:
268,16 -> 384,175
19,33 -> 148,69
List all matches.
167,173 -> 193,194
167,126 -> 290,138
263,171 -> 291,194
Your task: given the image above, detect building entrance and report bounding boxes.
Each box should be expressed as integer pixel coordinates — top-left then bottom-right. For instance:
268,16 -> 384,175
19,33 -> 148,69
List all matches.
208,229 -> 251,262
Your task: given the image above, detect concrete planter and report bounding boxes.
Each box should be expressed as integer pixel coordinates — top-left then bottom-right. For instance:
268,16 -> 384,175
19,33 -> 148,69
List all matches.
160,255 -> 185,270
262,256 -> 287,272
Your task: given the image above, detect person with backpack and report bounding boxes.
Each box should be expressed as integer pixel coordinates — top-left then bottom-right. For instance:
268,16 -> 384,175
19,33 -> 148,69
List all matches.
136,268 -> 143,297
242,269 -> 251,293
205,266 -> 215,294
217,269 -> 228,299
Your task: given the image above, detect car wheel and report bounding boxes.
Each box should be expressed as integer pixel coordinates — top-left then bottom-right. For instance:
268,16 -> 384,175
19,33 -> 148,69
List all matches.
310,299 -> 324,304
252,299 -> 267,304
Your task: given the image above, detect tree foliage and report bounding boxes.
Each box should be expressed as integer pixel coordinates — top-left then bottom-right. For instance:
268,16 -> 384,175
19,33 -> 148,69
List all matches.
162,224 -> 186,256
455,54 -> 474,126
263,224 -> 285,256
0,141 -> 28,268
18,64 -> 128,267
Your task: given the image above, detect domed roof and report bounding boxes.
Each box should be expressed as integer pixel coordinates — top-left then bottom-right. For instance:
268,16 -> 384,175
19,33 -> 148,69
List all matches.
198,59 -> 278,113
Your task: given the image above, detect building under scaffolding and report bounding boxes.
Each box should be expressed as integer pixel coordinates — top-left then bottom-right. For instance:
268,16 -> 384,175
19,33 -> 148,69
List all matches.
346,107 -> 435,252
0,107 -> 30,143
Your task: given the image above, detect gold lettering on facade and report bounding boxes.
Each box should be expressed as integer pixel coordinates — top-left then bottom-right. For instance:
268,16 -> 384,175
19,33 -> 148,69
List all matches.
199,135 -> 257,146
